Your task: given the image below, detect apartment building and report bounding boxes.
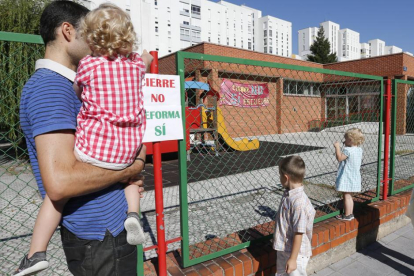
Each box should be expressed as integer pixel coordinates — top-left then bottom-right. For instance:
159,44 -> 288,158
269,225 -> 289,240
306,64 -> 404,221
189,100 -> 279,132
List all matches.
338,28 -> 360,61
78,0 -> 292,58
298,20 -> 404,62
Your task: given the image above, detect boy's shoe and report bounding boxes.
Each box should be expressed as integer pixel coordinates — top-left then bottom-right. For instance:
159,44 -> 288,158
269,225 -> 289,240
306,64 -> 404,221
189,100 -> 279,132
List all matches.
336,214 -> 354,221
14,251 -> 49,276
124,212 -> 146,245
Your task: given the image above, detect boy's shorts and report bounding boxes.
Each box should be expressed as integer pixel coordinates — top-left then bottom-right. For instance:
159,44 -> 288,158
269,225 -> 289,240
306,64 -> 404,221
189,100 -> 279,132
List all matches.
276,251 -> 310,276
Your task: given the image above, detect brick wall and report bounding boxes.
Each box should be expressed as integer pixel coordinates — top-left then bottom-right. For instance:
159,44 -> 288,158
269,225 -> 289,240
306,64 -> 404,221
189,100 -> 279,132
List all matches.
143,190 -> 412,276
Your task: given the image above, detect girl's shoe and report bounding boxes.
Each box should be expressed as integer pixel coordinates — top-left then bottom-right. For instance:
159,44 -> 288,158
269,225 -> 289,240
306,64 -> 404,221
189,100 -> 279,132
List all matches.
124,212 -> 146,245
14,251 -> 49,276
336,214 -> 354,221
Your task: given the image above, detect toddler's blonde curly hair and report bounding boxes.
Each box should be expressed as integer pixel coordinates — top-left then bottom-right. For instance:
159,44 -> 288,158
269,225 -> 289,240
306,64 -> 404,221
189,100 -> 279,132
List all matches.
345,128 -> 365,146
79,3 -> 137,57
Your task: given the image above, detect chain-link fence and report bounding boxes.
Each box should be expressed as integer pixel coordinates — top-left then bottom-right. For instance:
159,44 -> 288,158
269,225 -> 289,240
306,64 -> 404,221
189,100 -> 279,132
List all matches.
0,33 -> 74,275
177,52 -> 383,267
0,31 -> 396,274
389,79 -> 414,195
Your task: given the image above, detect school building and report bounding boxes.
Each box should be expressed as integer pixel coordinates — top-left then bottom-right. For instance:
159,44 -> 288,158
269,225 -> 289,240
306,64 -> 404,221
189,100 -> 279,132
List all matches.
159,42 -> 414,138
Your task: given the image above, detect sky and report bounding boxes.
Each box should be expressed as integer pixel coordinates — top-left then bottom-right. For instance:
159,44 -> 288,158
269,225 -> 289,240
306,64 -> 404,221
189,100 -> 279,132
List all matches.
226,0 -> 414,55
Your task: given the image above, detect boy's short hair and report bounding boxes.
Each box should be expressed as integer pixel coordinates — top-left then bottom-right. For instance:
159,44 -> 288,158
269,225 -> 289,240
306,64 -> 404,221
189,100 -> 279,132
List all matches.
279,155 -> 306,183
40,1 -> 89,46
345,128 -> 365,146
80,3 -> 137,57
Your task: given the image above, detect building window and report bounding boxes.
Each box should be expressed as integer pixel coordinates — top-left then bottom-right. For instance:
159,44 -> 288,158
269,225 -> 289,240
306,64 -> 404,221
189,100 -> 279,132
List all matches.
218,37 -> 220,44
241,40 -> 243,48
208,37 -> 211,42
248,42 -> 252,50
183,21 -> 189,25
154,0 -> 157,5
269,47 -> 273,54
264,47 -> 267,53
269,30 -> 272,37
155,26 -> 158,32
227,38 -> 229,45
264,30 -> 267,37
264,39 -> 267,46
168,50 -> 172,53
269,38 -> 272,45
303,45 -> 305,51
191,5 -> 200,15
234,39 -> 236,46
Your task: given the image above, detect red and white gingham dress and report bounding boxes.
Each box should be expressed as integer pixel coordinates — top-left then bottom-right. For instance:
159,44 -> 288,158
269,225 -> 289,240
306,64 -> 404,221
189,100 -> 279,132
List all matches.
74,53 -> 146,166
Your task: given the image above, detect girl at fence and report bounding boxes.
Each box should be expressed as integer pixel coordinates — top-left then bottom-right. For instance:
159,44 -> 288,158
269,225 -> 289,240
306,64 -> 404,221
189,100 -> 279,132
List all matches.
14,4 -> 152,275
333,128 -> 365,221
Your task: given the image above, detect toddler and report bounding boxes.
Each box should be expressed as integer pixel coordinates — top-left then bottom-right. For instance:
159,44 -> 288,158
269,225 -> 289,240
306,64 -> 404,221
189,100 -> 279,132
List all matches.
14,4 -> 153,275
274,156 -> 316,276
334,128 -> 365,221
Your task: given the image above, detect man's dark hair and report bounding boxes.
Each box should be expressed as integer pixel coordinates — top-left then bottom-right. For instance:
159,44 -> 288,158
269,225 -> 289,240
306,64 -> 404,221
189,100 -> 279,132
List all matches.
279,155 -> 306,183
40,1 -> 89,45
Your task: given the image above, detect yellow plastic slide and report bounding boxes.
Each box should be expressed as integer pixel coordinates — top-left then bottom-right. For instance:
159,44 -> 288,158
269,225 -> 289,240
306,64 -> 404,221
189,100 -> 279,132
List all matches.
202,106 -> 260,151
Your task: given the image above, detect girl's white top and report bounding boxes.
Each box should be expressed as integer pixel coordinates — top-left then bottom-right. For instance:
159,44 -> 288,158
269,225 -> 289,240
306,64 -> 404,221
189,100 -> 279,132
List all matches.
335,146 -> 363,192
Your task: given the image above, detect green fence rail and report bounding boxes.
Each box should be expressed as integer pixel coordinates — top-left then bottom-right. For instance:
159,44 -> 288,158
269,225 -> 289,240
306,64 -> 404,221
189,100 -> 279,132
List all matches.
176,51 -> 384,267
389,79 -> 414,195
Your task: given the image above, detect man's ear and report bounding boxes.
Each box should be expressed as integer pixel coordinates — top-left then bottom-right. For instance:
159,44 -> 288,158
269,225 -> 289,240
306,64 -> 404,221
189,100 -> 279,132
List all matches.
61,22 -> 75,42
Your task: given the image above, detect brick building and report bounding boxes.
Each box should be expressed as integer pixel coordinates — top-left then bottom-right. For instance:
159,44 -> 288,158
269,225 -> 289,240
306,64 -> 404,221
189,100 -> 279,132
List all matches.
159,42 -> 414,137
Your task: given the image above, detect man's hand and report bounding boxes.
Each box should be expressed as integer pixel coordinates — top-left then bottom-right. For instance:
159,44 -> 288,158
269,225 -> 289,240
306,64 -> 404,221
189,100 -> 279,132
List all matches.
286,257 -> 297,274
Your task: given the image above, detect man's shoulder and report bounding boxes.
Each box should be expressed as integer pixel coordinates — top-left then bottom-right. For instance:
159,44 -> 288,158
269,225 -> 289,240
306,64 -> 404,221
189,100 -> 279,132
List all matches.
25,68 -> 72,90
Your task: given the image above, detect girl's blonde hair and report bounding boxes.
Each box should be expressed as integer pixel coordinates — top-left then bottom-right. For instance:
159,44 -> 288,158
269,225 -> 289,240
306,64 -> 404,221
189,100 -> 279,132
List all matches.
79,3 -> 137,57
345,128 -> 365,146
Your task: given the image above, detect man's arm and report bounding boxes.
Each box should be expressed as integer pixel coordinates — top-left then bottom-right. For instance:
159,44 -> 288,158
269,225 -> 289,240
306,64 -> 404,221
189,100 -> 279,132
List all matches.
286,232 -> 303,273
35,130 -> 145,202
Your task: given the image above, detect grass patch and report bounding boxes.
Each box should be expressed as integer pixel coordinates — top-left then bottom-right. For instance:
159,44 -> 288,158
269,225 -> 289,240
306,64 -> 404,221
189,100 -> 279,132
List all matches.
395,149 -> 414,155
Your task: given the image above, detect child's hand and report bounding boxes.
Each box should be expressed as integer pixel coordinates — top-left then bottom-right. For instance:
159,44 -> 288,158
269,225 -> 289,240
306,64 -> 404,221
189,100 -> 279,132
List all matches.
286,257 -> 297,274
334,141 -> 341,148
142,49 -> 154,72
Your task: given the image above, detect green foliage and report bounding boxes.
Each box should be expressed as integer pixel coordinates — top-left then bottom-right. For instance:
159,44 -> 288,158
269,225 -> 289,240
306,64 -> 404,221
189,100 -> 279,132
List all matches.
307,26 -> 338,64
0,0 -> 49,154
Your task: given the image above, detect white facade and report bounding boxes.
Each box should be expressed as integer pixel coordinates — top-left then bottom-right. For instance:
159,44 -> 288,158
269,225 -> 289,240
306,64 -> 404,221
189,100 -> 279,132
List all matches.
338,28 -> 360,62
368,39 -> 385,57
298,27 -> 318,58
201,1 -> 261,52
77,0 -> 292,58
360,43 -> 370,58
320,21 -> 339,55
258,16 -> 292,57
385,46 -> 403,55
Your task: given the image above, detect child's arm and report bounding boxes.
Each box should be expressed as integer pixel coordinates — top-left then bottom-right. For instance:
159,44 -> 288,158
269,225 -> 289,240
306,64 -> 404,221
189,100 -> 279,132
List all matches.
141,49 -> 154,73
334,141 -> 348,162
73,82 -> 82,101
286,232 -> 303,273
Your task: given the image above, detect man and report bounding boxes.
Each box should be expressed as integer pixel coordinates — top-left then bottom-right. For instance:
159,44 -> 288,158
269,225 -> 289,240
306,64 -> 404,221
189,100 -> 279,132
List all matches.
19,1 -> 145,275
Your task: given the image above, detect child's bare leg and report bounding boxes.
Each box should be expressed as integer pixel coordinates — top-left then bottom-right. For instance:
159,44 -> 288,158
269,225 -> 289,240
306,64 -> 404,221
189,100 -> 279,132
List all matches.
124,184 -> 140,213
124,184 -> 145,245
343,193 -> 354,216
29,195 -> 66,257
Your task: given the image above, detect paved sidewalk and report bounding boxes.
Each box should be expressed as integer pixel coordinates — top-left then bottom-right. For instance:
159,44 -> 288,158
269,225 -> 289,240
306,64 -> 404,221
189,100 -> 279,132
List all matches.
312,223 -> 414,276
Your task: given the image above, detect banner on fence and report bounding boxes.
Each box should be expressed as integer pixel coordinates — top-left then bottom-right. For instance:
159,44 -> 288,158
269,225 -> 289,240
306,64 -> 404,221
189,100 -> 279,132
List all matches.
142,73 -> 183,142
219,79 -> 269,108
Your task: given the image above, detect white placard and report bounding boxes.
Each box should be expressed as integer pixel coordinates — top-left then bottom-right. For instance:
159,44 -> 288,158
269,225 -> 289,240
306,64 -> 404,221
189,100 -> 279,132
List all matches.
142,74 -> 183,142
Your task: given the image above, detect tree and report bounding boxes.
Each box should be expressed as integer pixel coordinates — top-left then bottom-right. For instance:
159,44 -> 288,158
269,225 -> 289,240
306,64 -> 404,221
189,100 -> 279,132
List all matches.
0,0 -> 50,154
307,26 -> 338,64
